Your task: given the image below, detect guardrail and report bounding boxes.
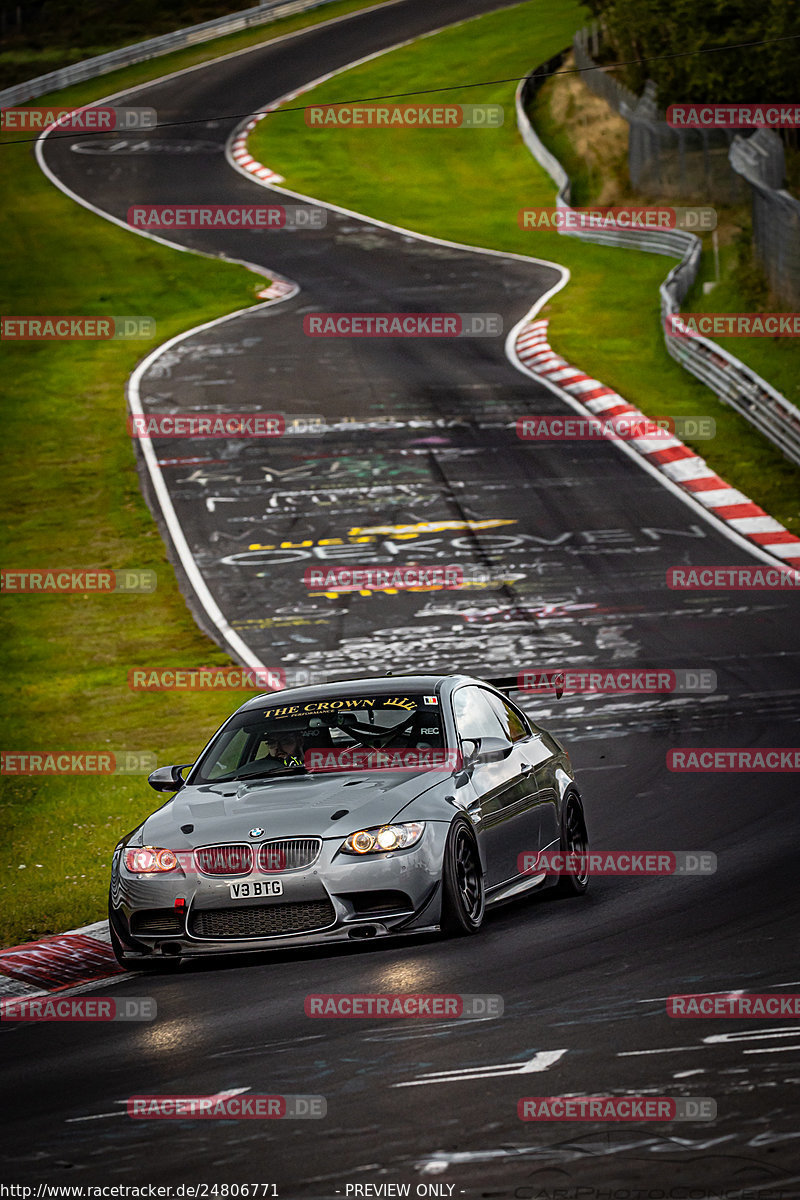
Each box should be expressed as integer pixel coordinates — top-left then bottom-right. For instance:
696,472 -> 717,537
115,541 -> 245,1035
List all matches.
0,0 -> 347,107
516,58 -> 800,468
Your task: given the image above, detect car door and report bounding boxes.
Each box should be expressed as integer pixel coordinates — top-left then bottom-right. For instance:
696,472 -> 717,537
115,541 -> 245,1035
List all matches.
451,685 -> 533,890
530,727 -> 562,856
484,690 -> 555,876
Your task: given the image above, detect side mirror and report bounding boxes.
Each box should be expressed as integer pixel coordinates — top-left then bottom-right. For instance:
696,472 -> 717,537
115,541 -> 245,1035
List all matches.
475,736 -> 514,764
459,738 -> 480,769
148,763 -> 193,793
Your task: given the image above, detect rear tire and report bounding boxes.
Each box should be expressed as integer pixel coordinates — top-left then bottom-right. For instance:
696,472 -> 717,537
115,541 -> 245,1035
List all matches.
555,791 -> 589,896
554,792 -> 592,897
440,820 -> 485,936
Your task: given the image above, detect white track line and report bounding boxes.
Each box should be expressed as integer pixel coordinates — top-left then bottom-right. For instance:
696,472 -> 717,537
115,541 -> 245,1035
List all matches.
34,4 -> 569,668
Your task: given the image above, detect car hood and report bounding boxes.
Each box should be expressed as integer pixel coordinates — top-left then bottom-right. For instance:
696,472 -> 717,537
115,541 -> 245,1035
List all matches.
139,769 -> 447,846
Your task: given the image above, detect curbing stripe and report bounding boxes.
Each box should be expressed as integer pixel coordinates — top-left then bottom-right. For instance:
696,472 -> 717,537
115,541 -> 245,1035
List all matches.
751,531 -> 800,545
229,120 -> 285,182
694,488 -> 749,508
513,318 -> 800,572
19,10 -> 798,986
661,458 -> 715,482
569,380 -> 609,395
685,476 -> 728,491
0,930 -> 119,1002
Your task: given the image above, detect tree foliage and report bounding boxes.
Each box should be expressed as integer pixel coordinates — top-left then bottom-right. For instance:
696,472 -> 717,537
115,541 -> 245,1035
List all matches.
3,0 -> 252,50
585,0 -> 800,105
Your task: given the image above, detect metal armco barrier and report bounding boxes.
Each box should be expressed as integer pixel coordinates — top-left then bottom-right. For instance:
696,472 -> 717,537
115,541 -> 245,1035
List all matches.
516,59 -> 800,468
0,0 -> 347,106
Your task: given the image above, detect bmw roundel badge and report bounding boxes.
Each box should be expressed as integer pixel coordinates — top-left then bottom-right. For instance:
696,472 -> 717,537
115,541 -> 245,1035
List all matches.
249,827 -> 265,838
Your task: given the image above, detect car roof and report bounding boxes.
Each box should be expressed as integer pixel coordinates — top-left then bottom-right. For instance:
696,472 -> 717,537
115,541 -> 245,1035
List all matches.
238,672 -> 474,712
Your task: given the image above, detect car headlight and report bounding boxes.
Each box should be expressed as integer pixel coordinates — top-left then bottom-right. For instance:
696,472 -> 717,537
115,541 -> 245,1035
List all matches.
341,822 -> 425,855
124,846 -> 179,873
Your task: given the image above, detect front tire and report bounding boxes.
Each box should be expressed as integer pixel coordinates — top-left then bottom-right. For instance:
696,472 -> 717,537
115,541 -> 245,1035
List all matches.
440,820 -> 485,936
555,791 -> 589,896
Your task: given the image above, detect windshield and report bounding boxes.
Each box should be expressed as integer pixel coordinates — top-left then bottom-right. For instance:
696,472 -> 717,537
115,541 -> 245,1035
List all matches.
192,692 -> 446,782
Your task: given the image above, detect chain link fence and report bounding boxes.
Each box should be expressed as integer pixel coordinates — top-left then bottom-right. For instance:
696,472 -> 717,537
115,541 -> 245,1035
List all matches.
517,59 -> 800,467
572,25 -> 639,120
573,26 -> 746,203
729,130 -> 800,309
573,23 -> 800,307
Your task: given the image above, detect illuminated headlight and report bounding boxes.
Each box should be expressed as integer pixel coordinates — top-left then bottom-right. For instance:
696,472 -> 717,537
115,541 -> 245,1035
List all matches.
124,846 -> 179,873
341,822 -> 425,855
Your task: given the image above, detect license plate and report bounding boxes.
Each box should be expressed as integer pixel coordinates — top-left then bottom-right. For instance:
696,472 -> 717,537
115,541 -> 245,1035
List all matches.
229,880 -> 283,899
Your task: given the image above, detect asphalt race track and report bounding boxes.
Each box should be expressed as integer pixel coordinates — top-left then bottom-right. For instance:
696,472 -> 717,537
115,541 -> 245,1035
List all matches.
3,0 -> 800,1194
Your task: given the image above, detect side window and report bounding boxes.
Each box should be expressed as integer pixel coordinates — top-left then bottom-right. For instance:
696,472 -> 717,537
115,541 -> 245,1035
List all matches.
452,687 -> 507,742
486,692 -> 531,742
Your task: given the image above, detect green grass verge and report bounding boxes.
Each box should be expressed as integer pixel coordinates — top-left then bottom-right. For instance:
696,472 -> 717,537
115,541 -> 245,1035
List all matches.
250,0 -> 800,533
0,0 -> 380,90
0,0 -> 395,948
0,0 -> 388,100
2,0 -> 798,947
531,62 -> 800,414
683,237 -> 800,414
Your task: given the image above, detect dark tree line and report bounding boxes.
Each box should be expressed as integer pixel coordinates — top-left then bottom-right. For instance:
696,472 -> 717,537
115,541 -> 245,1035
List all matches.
584,0 -> 800,105
1,0 -> 257,49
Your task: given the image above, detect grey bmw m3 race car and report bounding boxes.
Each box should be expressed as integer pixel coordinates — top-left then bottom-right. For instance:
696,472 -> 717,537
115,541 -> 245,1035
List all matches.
109,673 -> 589,969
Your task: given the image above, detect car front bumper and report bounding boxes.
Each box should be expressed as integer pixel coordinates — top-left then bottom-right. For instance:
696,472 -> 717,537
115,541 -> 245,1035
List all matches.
110,823 -> 449,959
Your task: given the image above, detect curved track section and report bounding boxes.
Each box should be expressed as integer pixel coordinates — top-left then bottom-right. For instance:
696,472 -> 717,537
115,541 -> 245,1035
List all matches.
5,0 -> 798,1193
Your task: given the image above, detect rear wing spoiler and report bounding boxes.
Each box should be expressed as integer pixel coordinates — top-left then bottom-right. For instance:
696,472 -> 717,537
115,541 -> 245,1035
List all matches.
482,673 -> 564,700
